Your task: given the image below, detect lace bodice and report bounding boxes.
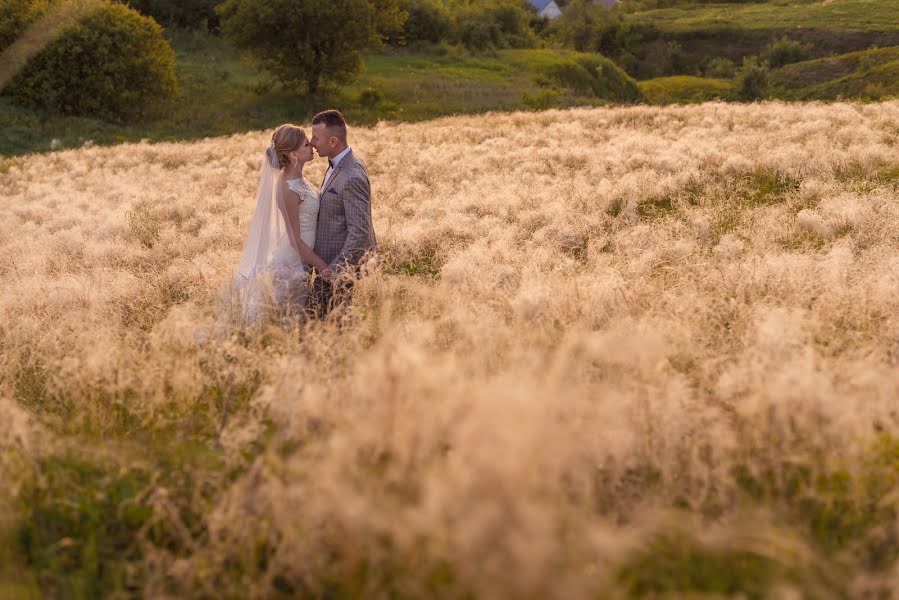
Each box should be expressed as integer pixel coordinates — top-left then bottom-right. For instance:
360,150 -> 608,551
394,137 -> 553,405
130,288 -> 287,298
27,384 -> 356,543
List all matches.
286,177 -> 320,249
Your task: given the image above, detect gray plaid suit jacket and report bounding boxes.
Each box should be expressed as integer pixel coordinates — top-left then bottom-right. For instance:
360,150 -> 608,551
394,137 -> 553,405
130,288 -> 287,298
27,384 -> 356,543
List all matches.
314,149 -> 377,271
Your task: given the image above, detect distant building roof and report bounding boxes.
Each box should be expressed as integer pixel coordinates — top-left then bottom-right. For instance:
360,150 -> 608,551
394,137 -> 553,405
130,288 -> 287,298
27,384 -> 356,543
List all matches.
528,0 -> 562,18
528,0 -> 554,11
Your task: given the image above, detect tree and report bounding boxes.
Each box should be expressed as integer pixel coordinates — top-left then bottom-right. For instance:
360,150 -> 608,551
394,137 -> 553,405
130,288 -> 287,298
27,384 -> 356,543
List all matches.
736,56 -> 769,101
548,0 -> 614,52
371,0 -> 407,44
3,2 -> 177,122
124,0 -> 221,30
403,0 -> 451,44
218,0 -> 386,95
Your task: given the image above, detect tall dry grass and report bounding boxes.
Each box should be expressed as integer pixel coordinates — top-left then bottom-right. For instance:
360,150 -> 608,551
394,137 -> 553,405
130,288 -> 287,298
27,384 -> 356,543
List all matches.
1,101 -> 899,597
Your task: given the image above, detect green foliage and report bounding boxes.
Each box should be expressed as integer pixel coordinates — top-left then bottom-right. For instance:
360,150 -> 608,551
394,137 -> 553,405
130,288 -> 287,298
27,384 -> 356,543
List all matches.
403,0 -> 452,44
540,54 -> 643,102
639,75 -> 734,104
522,87 -> 561,110
735,55 -> 769,101
384,247 -> 443,279
371,0 -> 408,44
769,46 -> 899,101
0,0 -> 52,52
548,0 -> 616,52
619,534 -> 781,598
123,0 -> 220,29
664,39 -> 686,73
764,35 -> 812,68
2,3 -> 177,123
628,0 -> 899,33
549,0 -> 658,72
705,56 -> 736,78
729,436 -> 899,565
451,0 -> 536,51
16,456 -> 152,599
357,86 -> 385,108
218,0 -> 382,94
0,41 -> 647,156
742,167 -> 801,206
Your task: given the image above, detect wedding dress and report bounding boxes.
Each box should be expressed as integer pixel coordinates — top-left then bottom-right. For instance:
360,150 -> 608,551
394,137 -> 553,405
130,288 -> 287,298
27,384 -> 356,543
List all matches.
232,150 -> 320,324
269,177 -> 320,312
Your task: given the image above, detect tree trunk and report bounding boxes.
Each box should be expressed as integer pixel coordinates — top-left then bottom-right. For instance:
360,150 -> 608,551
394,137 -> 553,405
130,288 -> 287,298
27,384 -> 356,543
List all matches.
307,55 -> 323,95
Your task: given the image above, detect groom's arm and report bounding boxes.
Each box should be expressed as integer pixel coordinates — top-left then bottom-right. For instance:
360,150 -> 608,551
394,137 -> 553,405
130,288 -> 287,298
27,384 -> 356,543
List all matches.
330,174 -> 373,271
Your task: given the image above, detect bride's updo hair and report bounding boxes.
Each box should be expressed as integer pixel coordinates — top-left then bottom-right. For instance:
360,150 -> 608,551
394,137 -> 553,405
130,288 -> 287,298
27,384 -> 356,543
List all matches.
269,124 -> 306,170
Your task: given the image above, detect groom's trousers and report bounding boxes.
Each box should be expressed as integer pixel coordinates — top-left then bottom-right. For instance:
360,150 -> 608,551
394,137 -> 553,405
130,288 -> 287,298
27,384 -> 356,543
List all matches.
309,268 -> 355,320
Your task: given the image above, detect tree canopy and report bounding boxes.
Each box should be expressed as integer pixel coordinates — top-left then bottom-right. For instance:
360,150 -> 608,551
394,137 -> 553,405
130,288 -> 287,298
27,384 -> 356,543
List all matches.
218,0 -> 404,94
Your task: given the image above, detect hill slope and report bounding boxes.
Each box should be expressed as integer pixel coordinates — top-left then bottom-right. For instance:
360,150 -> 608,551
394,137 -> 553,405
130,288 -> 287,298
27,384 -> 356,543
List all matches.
770,46 -> 899,99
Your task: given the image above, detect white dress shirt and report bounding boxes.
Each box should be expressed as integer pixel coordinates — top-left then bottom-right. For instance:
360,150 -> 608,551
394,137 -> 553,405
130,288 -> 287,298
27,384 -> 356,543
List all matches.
321,146 -> 352,192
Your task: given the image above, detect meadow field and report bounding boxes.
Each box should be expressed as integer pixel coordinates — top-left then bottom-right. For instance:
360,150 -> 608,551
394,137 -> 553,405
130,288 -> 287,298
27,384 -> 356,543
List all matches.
2,101 -> 899,597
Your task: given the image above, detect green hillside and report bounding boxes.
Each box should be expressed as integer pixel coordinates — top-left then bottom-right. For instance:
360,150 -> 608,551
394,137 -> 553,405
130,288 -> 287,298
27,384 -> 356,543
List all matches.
0,34 -> 642,156
616,0 -> 899,79
770,46 -> 899,99
629,0 -> 899,32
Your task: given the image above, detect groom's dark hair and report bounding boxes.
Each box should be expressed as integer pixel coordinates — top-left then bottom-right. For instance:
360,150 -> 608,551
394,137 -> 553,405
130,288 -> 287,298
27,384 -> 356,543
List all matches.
312,109 -> 347,140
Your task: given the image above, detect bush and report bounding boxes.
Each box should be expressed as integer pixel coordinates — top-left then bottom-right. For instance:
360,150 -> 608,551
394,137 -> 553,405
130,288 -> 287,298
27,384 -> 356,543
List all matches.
0,0 -> 50,52
548,0 -> 613,52
705,57 -> 736,78
403,0 -> 451,44
123,0 -> 220,30
543,54 -> 643,102
665,40 -> 686,74
452,0 -> 536,51
358,86 -> 384,108
735,56 -> 769,101
764,36 -> 813,68
548,0 -> 658,74
522,87 -> 561,110
2,3 -> 177,122
639,75 -> 735,105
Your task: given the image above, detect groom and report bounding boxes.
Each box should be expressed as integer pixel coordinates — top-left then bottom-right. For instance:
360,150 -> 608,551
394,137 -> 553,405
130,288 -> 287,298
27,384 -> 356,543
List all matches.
309,109 -> 378,318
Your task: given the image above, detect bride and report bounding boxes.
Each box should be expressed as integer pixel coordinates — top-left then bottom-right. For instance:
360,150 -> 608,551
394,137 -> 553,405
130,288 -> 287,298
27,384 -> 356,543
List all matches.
232,124 -> 330,324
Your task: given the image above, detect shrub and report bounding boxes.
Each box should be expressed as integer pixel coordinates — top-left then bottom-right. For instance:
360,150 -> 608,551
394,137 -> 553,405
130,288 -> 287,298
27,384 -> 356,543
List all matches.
548,0 -> 613,52
451,0 -> 536,51
0,0 -> 51,52
764,36 -> 812,69
735,56 -> 769,101
705,56 -> 736,78
543,54 -> 643,102
665,40 -> 687,74
358,86 -> 384,108
522,87 -> 561,110
548,1 -> 658,75
403,0 -> 452,44
639,75 -> 735,105
123,0 -> 220,30
2,3 -> 177,122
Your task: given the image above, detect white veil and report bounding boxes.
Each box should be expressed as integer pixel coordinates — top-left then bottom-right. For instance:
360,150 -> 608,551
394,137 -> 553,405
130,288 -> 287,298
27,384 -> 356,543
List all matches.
232,147 -> 286,324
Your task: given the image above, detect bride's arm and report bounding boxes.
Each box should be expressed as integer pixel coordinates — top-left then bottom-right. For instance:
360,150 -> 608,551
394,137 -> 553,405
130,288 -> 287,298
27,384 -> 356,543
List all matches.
278,181 -> 330,272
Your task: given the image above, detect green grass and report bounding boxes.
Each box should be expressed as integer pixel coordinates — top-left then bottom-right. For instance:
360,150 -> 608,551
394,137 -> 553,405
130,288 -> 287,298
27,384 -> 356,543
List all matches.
345,48 -> 636,121
2,362 -> 267,598
616,0 -> 899,79
630,0 -> 899,33
0,31 -> 641,156
770,45 -> 899,99
639,75 -> 735,104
